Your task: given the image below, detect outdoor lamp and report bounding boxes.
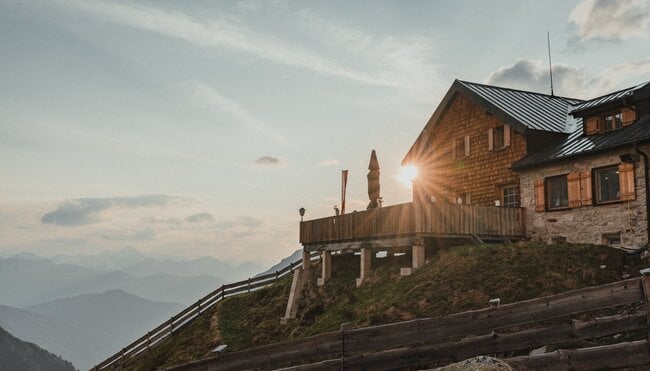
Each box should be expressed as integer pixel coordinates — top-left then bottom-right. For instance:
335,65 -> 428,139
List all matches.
299,207 -> 305,222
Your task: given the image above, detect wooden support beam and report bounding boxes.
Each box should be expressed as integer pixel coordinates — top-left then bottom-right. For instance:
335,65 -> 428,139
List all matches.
317,251 -> 331,286
304,237 -> 415,252
356,248 -> 372,287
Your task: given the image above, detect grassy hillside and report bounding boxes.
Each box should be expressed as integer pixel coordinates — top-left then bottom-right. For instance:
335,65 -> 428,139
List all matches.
124,242 -> 646,370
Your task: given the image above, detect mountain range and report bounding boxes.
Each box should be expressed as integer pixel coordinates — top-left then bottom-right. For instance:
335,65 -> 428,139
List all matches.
0,290 -> 183,370
0,325 -> 75,371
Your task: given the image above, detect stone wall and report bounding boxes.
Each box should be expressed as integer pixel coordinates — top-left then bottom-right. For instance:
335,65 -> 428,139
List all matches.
411,93 -> 527,206
519,146 -> 649,249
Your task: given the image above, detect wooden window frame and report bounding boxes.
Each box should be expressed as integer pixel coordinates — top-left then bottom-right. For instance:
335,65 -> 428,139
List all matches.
545,174 -> 570,211
498,183 -> 520,208
592,164 -> 623,206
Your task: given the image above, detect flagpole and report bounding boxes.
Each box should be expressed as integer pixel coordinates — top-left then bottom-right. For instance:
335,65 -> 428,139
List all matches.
341,170 -> 348,215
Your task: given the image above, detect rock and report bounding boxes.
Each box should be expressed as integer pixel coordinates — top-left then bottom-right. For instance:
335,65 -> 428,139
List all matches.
600,265 -> 606,269
529,345 -> 547,356
431,356 -> 513,371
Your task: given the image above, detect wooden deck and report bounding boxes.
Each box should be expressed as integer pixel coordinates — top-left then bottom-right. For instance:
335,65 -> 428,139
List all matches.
299,202 -> 525,246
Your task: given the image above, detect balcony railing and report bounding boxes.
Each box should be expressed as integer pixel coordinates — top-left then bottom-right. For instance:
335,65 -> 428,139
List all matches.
299,202 -> 525,245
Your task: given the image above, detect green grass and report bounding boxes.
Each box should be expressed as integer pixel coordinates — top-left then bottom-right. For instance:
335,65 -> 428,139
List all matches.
124,242 -> 646,370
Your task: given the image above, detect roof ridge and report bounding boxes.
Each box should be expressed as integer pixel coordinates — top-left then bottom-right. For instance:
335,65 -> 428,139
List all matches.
575,81 -> 650,104
457,79 -> 583,102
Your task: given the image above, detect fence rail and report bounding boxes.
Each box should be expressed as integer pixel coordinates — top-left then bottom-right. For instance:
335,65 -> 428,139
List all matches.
299,202 -> 525,245
169,275 -> 650,371
91,253 -> 319,370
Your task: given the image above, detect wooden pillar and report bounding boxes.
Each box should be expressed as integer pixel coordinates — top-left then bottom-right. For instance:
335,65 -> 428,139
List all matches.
412,243 -> 425,269
302,250 -> 311,273
317,251 -> 331,286
640,268 -> 650,342
356,248 -> 372,287
400,241 -> 425,276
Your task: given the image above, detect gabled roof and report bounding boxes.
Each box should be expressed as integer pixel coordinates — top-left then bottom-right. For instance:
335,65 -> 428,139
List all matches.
569,81 -> 650,115
512,115 -> 650,171
402,80 -> 582,165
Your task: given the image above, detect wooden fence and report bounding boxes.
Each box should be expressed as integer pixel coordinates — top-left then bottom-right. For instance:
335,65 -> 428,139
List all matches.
168,274 -> 650,371
91,253 -> 319,371
299,202 -> 525,245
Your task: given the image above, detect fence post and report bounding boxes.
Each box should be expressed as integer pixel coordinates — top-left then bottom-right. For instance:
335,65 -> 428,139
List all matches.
197,299 -> 201,315
170,317 -> 174,336
221,285 -> 225,301
247,278 -> 251,293
640,268 -> 650,342
340,323 -> 350,371
120,348 -> 125,367
146,331 -> 151,352
290,261 -> 294,273
275,270 -> 279,283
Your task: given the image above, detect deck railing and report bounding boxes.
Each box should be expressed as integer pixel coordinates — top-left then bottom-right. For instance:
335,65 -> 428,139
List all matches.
300,202 -> 525,245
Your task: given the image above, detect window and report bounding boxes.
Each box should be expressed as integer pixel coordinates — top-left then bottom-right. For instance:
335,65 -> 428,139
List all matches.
594,166 -> 620,204
546,175 -> 569,210
493,126 -> 504,149
602,233 -> 621,246
488,125 -> 510,150
454,136 -> 469,159
500,184 -> 520,208
603,112 -> 623,132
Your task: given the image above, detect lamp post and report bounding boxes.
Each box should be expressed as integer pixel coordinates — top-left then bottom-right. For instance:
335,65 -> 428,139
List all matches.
299,207 -> 305,222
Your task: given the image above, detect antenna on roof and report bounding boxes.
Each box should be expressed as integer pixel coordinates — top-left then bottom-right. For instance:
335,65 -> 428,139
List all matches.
547,31 -> 554,97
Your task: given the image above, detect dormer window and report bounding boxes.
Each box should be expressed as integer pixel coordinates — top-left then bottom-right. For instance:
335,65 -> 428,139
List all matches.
584,106 -> 636,136
603,111 -> 623,132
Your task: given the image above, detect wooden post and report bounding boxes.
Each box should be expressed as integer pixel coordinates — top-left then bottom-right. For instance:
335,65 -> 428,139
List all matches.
275,270 -> 279,283
318,251 -> 332,286
290,261 -> 294,273
170,318 -> 174,335
640,268 -> 650,342
247,278 -> 251,293
356,248 -> 372,287
197,299 -> 201,315
302,249 -> 311,273
221,285 -> 225,301
146,332 -> 151,352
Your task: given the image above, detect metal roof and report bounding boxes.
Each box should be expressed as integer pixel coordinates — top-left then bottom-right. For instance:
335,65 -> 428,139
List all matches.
458,80 -> 582,133
569,81 -> 650,114
512,116 -> 650,171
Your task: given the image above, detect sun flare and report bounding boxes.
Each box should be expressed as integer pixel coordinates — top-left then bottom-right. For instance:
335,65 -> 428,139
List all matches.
396,165 -> 418,187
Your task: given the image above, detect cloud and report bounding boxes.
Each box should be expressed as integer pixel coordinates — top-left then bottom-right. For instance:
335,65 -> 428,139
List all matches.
485,58 -> 650,99
186,212 -> 214,223
57,0 -> 391,87
486,59 -> 584,97
569,0 -> 649,42
254,155 -> 285,166
318,159 -> 339,167
41,195 -> 178,226
215,216 -> 263,229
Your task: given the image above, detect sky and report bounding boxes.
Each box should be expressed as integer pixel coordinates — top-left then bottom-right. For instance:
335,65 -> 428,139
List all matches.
1,0 -> 650,266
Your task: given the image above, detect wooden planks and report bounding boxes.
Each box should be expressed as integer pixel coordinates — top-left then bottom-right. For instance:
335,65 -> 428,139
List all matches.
167,278 -> 644,371
300,202 -> 526,245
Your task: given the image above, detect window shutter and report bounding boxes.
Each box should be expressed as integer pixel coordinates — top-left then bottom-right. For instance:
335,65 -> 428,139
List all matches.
504,124 -> 511,147
534,179 -> 545,212
464,135 -> 470,157
452,139 -> 457,160
579,171 -> 592,206
585,117 -> 599,135
622,107 -> 636,126
619,162 -> 636,201
488,128 -> 494,151
567,172 -> 581,208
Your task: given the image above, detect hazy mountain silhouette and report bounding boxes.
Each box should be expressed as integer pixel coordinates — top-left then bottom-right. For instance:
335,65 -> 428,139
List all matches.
0,256 -> 224,306
49,246 -> 263,281
0,325 -> 76,371
256,249 -> 302,277
1,290 -> 183,369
